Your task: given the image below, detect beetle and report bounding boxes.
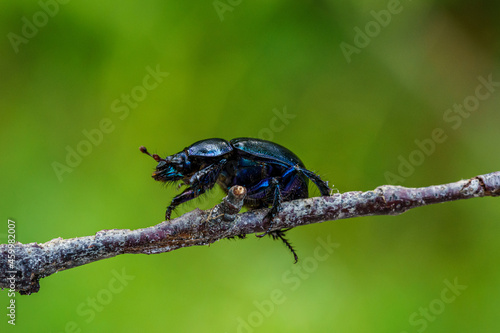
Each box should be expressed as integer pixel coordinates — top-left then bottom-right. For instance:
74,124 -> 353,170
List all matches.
140,137 -> 330,262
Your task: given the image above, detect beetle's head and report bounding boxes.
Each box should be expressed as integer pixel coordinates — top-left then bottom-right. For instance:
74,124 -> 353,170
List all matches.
140,146 -> 187,183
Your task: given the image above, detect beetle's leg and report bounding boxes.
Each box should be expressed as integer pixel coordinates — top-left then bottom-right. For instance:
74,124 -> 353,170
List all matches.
166,160 -> 227,220
247,165 -> 304,237
295,167 -> 330,196
248,164 -> 312,236
165,187 -> 203,220
258,166 -> 307,235
255,178 -> 282,237
188,159 -> 227,188
267,177 -> 282,225
270,229 -> 298,263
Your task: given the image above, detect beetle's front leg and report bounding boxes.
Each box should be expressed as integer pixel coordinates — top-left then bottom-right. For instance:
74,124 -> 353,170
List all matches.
188,159 -> 227,188
165,187 -> 203,220
166,160 -> 227,220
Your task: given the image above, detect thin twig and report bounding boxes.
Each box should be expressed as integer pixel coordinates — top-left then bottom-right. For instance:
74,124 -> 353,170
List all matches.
1,172 -> 499,295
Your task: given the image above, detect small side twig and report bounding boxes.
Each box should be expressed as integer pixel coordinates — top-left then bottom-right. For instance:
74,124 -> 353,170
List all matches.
1,172 -> 499,295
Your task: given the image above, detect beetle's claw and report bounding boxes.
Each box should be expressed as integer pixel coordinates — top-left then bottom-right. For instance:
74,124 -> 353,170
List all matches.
270,229 -> 299,263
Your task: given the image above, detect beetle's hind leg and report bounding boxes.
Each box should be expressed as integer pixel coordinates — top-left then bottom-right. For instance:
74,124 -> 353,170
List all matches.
296,167 -> 330,196
270,229 -> 298,263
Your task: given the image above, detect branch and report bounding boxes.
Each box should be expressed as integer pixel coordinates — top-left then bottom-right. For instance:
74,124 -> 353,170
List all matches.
1,172 -> 499,295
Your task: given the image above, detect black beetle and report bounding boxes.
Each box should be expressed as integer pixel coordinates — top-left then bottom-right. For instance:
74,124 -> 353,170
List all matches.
140,137 -> 330,262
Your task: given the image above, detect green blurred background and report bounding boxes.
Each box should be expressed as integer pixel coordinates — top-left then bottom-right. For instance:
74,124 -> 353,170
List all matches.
1,0 -> 499,332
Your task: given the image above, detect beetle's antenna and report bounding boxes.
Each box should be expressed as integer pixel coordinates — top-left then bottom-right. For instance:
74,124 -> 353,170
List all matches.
140,146 -> 163,162
271,230 -> 298,264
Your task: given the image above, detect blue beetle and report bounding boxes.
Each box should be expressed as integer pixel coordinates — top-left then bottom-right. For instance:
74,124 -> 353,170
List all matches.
140,137 -> 330,262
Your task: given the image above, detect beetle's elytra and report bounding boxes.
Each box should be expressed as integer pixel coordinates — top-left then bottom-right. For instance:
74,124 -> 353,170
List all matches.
140,137 -> 330,263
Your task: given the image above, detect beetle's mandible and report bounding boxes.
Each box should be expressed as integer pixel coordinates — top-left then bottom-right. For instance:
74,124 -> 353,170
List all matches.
140,137 -> 330,263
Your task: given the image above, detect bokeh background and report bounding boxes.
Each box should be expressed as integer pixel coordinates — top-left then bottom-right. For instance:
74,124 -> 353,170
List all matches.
1,0 -> 499,332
